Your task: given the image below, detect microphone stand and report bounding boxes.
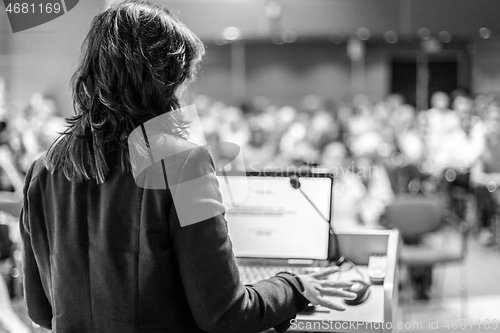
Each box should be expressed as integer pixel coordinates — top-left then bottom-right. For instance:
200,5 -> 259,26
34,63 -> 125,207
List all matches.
289,176 -> 345,267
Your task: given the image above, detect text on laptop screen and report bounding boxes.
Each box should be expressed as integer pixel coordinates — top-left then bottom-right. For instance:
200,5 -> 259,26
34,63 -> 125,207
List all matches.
217,175 -> 332,260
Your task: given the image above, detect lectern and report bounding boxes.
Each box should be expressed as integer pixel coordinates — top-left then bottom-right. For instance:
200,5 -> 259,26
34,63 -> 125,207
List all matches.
290,229 -> 401,333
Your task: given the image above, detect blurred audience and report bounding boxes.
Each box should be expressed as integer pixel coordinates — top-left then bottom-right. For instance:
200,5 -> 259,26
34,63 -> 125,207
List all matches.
2,76 -> 500,303
192,90 -> 500,291
193,91 -> 497,212
0,84 -> 498,232
0,78 -> 31,333
320,142 -> 393,230
470,99 -> 500,246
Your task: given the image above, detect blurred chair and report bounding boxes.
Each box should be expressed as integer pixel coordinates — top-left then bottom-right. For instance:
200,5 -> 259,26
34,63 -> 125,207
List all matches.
0,145 -> 24,219
0,214 -> 29,333
0,211 -> 23,299
383,194 -> 470,318
442,168 -> 473,222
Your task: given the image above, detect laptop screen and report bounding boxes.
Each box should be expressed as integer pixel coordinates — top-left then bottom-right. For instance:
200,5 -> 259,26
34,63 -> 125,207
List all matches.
216,172 -> 332,260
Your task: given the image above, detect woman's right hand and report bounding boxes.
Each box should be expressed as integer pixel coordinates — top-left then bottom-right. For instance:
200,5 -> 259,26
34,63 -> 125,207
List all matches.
297,267 -> 357,311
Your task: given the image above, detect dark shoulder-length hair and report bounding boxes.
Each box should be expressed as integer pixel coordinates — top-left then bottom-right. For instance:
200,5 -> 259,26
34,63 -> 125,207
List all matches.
45,0 -> 205,183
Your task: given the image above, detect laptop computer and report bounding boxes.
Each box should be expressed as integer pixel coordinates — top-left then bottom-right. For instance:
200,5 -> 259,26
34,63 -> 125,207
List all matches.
216,170 -> 334,284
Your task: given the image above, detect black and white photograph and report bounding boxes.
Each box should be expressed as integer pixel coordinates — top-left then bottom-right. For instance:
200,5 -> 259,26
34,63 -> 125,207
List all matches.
1,1 -> 500,332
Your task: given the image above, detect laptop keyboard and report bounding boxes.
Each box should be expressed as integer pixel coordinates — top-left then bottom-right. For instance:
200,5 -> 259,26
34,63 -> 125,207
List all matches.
238,265 -> 305,284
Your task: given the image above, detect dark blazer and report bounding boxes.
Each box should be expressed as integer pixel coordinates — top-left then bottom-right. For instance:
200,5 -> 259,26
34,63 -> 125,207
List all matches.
20,141 -> 309,333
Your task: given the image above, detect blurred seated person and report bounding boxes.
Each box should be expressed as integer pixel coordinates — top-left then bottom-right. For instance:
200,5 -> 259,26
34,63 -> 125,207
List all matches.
346,94 -> 377,141
470,100 -> 500,246
195,97 -> 220,146
349,132 -> 395,221
320,141 -> 393,230
12,93 -> 66,172
419,91 -> 462,176
0,80 -> 20,201
439,92 -> 486,218
452,90 -> 482,136
241,121 -> 278,170
421,92 -> 483,219
386,104 -> 429,194
443,91 -> 485,170
217,105 -> 250,147
320,142 -> 363,230
279,114 -> 312,165
393,104 -> 423,163
274,106 -> 297,136
0,113 -> 24,215
354,153 -> 394,228
306,104 -> 341,152
372,99 -> 397,147
288,139 -> 321,168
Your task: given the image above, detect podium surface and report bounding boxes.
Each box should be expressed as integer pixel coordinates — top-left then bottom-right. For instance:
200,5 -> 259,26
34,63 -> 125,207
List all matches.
290,229 -> 400,333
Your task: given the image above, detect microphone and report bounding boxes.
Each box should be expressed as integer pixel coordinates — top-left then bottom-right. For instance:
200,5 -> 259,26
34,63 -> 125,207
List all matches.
289,175 -> 345,266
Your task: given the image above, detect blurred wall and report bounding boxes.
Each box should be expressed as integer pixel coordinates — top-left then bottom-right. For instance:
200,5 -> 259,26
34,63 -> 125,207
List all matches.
472,37 -> 500,94
5,0 -> 104,116
2,0 -> 500,114
193,37 -> 500,108
0,4 -> 11,85
191,44 -> 233,104
175,0 -> 500,107
245,42 -> 351,107
164,0 -> 500,41
192,40 -> 432,108
193,41 -> 389,108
